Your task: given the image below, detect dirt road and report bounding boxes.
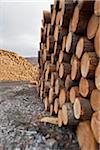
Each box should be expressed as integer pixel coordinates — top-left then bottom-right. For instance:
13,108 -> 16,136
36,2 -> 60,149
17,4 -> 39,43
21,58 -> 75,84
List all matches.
0,81 -> 79,150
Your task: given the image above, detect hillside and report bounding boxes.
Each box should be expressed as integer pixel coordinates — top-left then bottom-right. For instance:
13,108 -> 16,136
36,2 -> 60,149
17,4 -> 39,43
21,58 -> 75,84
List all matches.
0,50 -> 39,81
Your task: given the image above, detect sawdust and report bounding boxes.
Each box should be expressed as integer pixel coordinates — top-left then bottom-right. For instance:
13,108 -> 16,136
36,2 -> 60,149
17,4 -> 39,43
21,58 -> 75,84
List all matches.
0,50 -> 39,81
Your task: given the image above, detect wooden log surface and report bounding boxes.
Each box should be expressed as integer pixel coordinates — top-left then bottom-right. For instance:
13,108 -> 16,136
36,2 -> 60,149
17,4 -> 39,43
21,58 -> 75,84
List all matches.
91,111 -> 100,144
94,0 -> 100,16
76,121 -> 97,150
94,25 -> 100,58
90,89 -> 100,111
62,102 -> 79,126
73,97 -> 93,120
95,61 -> 100,91
81,52 -> 98,78
87,14 -> 99,39
59,63 -> 71,78
79,77 -> 95,98
76,37 -> 94,59
70,86 -> 79,104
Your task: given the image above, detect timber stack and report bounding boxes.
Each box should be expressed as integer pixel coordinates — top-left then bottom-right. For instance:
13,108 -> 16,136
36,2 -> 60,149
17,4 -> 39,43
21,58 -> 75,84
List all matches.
38,0 -> 100,149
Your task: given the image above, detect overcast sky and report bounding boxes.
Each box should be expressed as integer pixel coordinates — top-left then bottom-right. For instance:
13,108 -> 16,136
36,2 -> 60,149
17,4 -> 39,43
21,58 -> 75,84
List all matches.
0,0 -> 53,57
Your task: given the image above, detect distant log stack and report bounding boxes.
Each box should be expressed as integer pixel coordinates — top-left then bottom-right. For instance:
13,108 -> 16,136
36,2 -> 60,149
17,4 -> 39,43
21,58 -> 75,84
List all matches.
38,0 -> 100,149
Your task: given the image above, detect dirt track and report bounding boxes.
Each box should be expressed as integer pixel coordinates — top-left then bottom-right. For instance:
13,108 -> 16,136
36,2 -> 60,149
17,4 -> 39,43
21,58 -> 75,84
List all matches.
0,81 -> 79,150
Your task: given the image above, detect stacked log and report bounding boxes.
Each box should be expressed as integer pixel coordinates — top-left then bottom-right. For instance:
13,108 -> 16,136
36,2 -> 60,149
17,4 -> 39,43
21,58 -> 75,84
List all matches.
38,0 -> 100,149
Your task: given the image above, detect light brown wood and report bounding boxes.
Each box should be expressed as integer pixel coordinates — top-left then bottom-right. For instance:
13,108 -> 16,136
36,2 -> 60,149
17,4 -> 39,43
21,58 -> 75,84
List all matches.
79,77 -> 95,98
47,64 -> 56,72
91,111 -> 100,144
90,89 -> 100,111
54,42 -> 61,56
71,2 -> 94,35
44,81 -> 51,94
71,55 -> 81,81
54,25 -> 59,41
95,61 -> 100,90
54,98 -> 59,114
59,88 -> 67,108
50,104 -> 53,116
58,51 -> 71,64
51,8 -> 56,26
62,36 -> 67,51
94,25 -> 100,57
77,121 -> 97,150
81,52 -> 98,78
45,69 -> 49,81
51,72 -> 58,87
55,78 -> 64,95
70,86 -> 79,104
94,0 -> 100,16
40,117 -> 58,125
62,102 -> 79,126
66,32 -> 79,54
58,109 -> 63,127
44,96 -> 49,111
56,11 -> 62,25
76,37 -> 94,59
87,14 -> 99,39
44,61 -> 50,71
49,87 -> 54,104
73,97 -> 92,120
59,63 -> 71,78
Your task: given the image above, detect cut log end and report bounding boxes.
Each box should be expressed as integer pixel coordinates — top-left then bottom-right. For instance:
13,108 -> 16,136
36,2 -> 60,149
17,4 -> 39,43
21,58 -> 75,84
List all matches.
95,61 -> 100,90
73,97 -> 81,119
79,77 -> 89,97
76,37 -> 84,59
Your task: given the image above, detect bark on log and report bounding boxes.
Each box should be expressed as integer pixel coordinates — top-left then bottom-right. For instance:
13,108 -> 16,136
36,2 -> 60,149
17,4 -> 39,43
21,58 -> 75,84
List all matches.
79,77 -> 95,98
56,61 -> 60,72
71,55 -> 81,81
76,37 -> 94,59
54,42 -> 61,55
95,61 -> 100,91
94,0 -> 100,16
76,121 -> 97,150
51,53 -> 58,64
58,51 -> 71,64
44,81 -> 51,94
47,36 -> 55,53
81,52 -> 98,78
59,63 -> 71,78
51,72 -> 58,87
55,78 -> 64,95
90,89 -> 100,111
66,32 -> 80,54
65,74 -> 72,90
59,0 -> 75,28
71,2 -> 94,35
94,25 -> 100,57
70,86 -> 79,104
43,11 -> 51,24
91,111 -> 100,144
87,14 -> 99,39
62,102 -> 79,126
73,97 -> 93,120
47,64 -> 56,73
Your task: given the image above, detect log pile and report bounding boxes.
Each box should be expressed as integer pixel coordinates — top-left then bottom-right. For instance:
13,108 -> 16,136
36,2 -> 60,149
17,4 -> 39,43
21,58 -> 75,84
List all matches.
38,0 -> 100,149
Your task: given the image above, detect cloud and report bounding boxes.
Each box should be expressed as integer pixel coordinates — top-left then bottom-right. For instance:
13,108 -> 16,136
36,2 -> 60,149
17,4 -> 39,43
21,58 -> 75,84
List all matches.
0,0 -> 53,57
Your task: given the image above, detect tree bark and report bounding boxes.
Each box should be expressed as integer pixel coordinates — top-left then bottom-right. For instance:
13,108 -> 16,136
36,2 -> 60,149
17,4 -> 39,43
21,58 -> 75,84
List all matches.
81,52 -> 98,78
73,97 -> 93,120
76,37 -> 94,59
79,77 -> 95,98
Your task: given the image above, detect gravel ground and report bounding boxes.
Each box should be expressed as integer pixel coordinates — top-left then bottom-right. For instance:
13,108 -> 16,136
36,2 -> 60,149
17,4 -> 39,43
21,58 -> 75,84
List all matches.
0,81 -> 80,150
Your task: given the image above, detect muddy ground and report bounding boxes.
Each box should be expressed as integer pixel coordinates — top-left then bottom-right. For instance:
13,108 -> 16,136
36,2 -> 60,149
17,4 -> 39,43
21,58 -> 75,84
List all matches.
0,81 -> 80,150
